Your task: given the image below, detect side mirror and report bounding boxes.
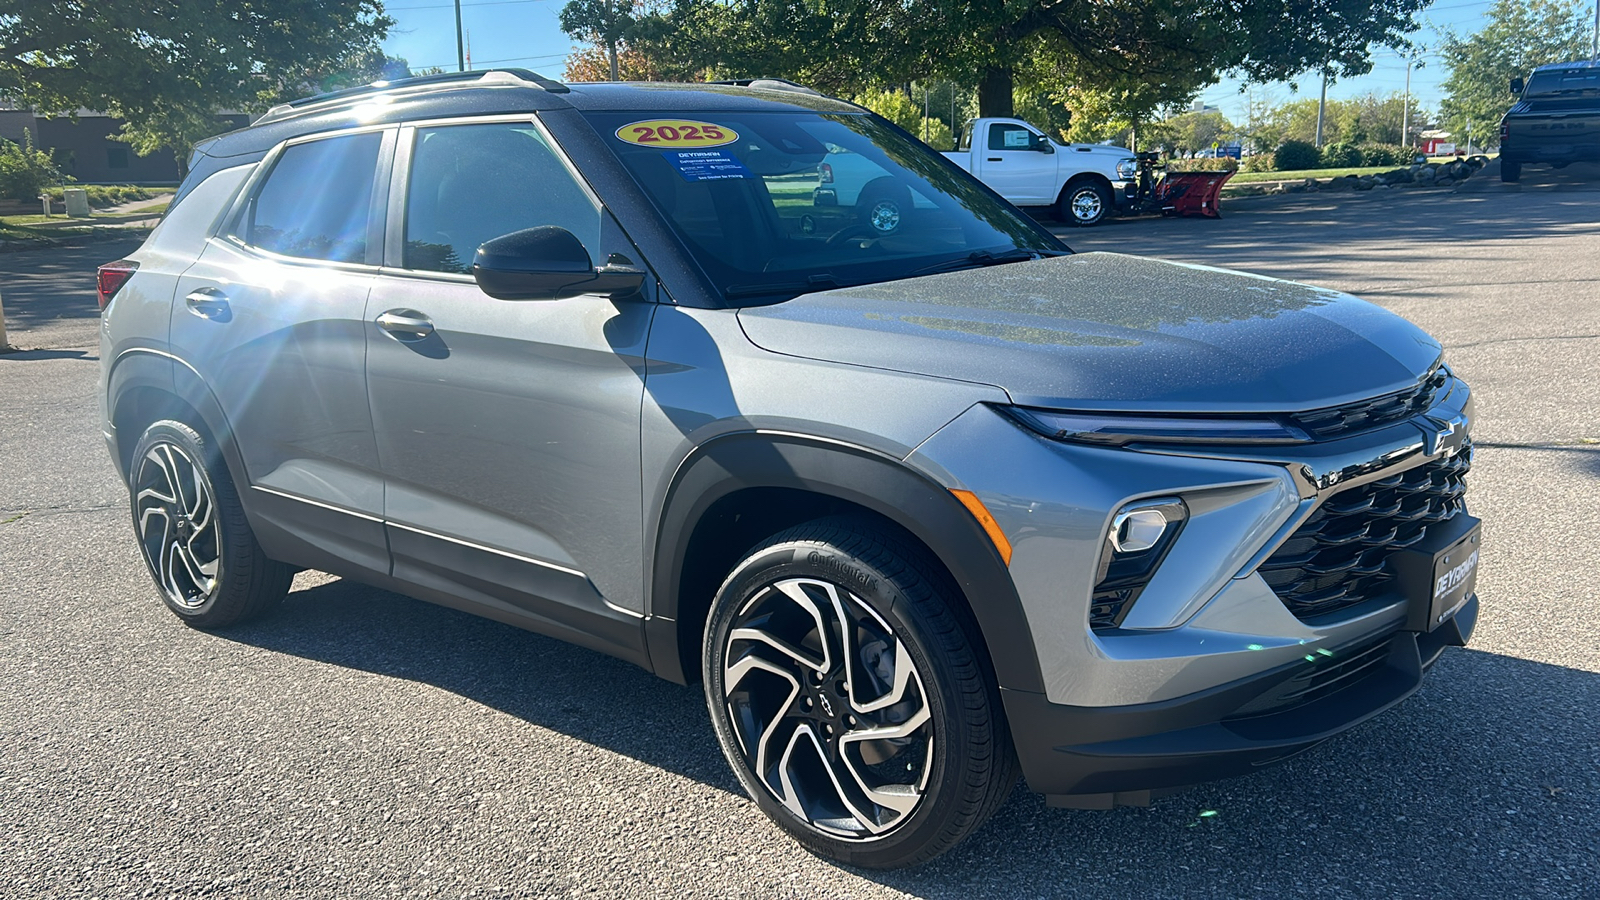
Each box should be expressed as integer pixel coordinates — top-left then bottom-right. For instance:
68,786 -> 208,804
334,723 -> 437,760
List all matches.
1032,135 -> 1055,154
1510,76 -> 1524,96
472,226 -> 645,301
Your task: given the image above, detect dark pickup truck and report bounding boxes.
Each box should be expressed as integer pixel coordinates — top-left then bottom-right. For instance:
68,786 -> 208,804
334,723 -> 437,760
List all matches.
1500,60 -> 1600,183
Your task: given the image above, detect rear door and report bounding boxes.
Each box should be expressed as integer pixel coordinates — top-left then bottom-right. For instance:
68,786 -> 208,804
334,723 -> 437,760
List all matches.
364,116 -> 655,659
978,122 -> 1057,205
169,127 -> 394,575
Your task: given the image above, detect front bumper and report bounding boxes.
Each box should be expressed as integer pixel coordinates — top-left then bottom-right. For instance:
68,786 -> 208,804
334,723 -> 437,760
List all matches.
1003,596 -> 1475,805
1112,179 -> 1136,209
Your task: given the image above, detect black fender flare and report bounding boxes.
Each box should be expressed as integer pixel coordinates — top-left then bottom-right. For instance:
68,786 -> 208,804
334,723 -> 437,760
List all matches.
108,348 -> 251,493
643,431 -> 1045,694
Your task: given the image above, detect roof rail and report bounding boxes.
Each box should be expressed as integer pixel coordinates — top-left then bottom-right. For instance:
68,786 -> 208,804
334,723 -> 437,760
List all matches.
707,78 -> 824,97
258,69 -> 570,123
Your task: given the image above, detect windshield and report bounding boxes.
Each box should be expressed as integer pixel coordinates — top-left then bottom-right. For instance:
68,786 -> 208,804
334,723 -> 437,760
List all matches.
585,110 -> 1064,302
1526,68 -> 1600,95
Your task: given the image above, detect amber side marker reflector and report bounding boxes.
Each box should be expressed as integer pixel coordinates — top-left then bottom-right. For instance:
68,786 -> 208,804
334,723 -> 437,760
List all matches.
950,489 -> 1013,566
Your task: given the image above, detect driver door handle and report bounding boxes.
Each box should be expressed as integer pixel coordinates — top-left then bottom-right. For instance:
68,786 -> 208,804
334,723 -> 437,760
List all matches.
376,309 -> 435,341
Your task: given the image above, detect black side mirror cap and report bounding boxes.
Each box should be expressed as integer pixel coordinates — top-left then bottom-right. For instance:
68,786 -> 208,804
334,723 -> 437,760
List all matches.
1510,76 -> 1524,96
472,226 -> 645,301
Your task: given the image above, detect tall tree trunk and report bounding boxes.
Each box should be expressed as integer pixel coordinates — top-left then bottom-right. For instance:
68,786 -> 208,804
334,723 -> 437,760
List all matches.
978,66 -> 1013,118
1128,120 -> 1138,153
607,41 -> 620,81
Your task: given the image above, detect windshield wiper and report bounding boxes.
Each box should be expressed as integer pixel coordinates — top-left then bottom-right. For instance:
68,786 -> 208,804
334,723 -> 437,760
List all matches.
908,248 -> 1066,277
724,273 -> 848,301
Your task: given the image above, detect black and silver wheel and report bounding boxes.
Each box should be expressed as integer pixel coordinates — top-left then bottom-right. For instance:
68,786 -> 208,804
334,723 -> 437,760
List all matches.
129,420 -> 290,628
855,177 -> 912,237
704,518 -> 1015,868
1058,179 -> 1110,227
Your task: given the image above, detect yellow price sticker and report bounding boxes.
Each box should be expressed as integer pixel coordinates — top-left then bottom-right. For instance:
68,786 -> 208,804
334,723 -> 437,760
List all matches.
615,119 -> 739,149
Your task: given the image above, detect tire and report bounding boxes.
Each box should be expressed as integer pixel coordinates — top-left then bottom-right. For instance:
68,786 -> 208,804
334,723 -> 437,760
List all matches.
703,516 -> 1016,869
128,419 -> 291,628
1057,179 -> 1111,227
1500,160 -> 1521,183
854,177 -> 912,237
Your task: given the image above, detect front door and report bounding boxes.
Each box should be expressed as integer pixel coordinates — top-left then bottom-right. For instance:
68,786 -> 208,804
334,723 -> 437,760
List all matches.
170,128 -> 393,574
980,122 -> 1057,205
365,119 -> 654,658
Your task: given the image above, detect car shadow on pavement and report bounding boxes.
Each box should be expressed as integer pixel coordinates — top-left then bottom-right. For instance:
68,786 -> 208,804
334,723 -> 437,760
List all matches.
226,576 -> 1599,894
222,576 -> 743,794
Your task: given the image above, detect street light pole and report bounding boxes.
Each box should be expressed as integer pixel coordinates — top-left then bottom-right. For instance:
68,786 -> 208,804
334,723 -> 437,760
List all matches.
1315,72 -> 1328,148
454,0 -> 466,72
1402,57 -> 1412,150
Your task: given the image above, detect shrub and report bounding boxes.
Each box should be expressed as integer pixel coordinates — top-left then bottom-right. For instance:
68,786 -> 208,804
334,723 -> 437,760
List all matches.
1320,141 -> 1363,168
1358,143 -> 1403,167
1240,151 -> 1276,172
0,133 -> 63,201
1165,157 -> 1239,172
1273,139 -> 1322,171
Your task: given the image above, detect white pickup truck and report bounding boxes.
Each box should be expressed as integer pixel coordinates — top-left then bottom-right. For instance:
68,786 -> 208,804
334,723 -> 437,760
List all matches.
941,118 -> 1139,226
813,117 -> 1138,227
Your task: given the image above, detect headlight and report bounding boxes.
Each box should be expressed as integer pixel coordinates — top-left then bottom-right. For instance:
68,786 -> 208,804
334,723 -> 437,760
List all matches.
1116,158 -> 1138,179
1002,406 -> 1312,446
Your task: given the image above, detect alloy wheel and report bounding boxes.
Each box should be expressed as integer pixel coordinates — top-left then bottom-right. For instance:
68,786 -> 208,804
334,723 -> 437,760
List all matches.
133,441 -> 221,608
1071,187 -> 1104,223
722,577 -> 933,840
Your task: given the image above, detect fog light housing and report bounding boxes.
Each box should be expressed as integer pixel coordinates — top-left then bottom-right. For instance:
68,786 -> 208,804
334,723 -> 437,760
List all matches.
1091,498 -> 1188,630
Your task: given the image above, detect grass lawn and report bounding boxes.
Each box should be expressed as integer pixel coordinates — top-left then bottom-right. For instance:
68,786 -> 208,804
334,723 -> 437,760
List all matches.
1229,165 -> 1394,183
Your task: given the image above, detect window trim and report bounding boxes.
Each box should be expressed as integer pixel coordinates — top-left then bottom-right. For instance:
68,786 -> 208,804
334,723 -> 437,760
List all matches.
380,113 -> 607,279
218,123 -> 397,272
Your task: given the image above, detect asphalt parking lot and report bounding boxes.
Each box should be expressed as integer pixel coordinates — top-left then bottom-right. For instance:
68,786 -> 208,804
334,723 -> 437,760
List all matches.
3,173 -> 1597,898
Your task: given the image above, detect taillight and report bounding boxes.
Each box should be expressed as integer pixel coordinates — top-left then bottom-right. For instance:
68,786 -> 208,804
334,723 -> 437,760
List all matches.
819,162 -> 834,184
96,260 -> 138,310
1500,121 -> 1510,144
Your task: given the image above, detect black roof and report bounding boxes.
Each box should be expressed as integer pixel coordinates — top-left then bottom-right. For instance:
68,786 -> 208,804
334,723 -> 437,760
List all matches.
197,70 -> 858,159
1531,59 -> 1600,73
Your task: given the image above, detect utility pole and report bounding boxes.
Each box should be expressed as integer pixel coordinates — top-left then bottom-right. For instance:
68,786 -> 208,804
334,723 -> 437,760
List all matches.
923,82 -> 930,143
1315,72 -> 1328,148
454,0 -> 465,72
1402,57 -> 1412,150
1593,0 -> 1598,60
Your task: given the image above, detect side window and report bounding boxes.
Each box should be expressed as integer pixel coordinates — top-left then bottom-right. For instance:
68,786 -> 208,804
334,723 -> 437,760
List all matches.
404,122 -> 601,274
988,124 -> 1034,152
245,132 -> 382,263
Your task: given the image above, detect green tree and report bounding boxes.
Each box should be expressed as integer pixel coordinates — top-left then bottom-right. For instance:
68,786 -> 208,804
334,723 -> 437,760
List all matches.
560,0 -> 640,81
1440,0 -> 1593,147
625,0 -> 1430,120
0,2 -> 393,173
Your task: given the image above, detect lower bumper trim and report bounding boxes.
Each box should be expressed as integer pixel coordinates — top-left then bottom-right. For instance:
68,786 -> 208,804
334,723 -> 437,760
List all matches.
1008,596 -> 1476,803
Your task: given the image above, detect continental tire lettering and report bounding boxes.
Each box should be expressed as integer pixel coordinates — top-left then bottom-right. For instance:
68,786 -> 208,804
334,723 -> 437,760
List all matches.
807,551 -> 879,595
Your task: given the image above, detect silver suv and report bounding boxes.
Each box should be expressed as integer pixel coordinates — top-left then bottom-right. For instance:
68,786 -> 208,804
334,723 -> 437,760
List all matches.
98,70 -> 1482,869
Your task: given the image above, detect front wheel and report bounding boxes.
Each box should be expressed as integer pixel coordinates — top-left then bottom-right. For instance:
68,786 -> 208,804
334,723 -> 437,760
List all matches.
129,420 -> 291,628
1058,180 -> 1111,226
703,517 -> 1015,869
1500,159 -> 1522,183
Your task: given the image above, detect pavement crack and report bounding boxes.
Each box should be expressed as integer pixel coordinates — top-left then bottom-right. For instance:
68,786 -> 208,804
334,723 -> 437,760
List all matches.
1446,333 -> 1600,351
0,504 -> 119,525
1473,440 -> 1600,452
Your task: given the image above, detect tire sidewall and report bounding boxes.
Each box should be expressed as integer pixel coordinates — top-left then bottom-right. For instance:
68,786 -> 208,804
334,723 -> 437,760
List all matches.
129,420 -> 234,621
702,537 -> 973,868
1061,181 -> 1109,226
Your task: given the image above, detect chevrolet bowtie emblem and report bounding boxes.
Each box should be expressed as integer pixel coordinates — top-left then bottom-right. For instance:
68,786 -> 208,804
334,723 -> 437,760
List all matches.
1422,414 -> 1468,458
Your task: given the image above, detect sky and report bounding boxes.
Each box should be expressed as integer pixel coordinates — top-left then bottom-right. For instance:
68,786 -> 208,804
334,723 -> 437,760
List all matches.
379,0 -> 1579,126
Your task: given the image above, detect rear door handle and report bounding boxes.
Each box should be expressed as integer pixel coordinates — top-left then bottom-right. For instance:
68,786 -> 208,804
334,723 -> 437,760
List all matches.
376,309 -> 435,341
184,287 -> 229,319
987,157 -> 1003,162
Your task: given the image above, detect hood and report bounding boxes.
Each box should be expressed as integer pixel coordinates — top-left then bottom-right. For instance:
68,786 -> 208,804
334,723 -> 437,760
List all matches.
736,253 -> 1442,413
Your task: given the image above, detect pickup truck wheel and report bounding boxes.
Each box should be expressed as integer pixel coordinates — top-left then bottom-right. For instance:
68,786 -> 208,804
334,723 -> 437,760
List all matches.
856,177 -> 912,237
1500,160 -> 1521,183
1058,180 -> 1110,227
703,516 -> 1016,869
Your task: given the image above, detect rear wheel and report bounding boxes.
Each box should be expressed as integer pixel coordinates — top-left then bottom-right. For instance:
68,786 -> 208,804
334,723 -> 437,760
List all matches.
129,420 -> 290,628
1058,179 -> 1111,226
855,177 -> 912,237
1500,159 -> 1522,183
703,517 -> 1015,869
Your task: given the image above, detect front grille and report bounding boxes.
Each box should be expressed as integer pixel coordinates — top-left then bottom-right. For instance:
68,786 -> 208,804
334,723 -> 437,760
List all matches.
1289,367 -> 1450,440
1228,635 -> 1395,719
1259,447 -> 1471,621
